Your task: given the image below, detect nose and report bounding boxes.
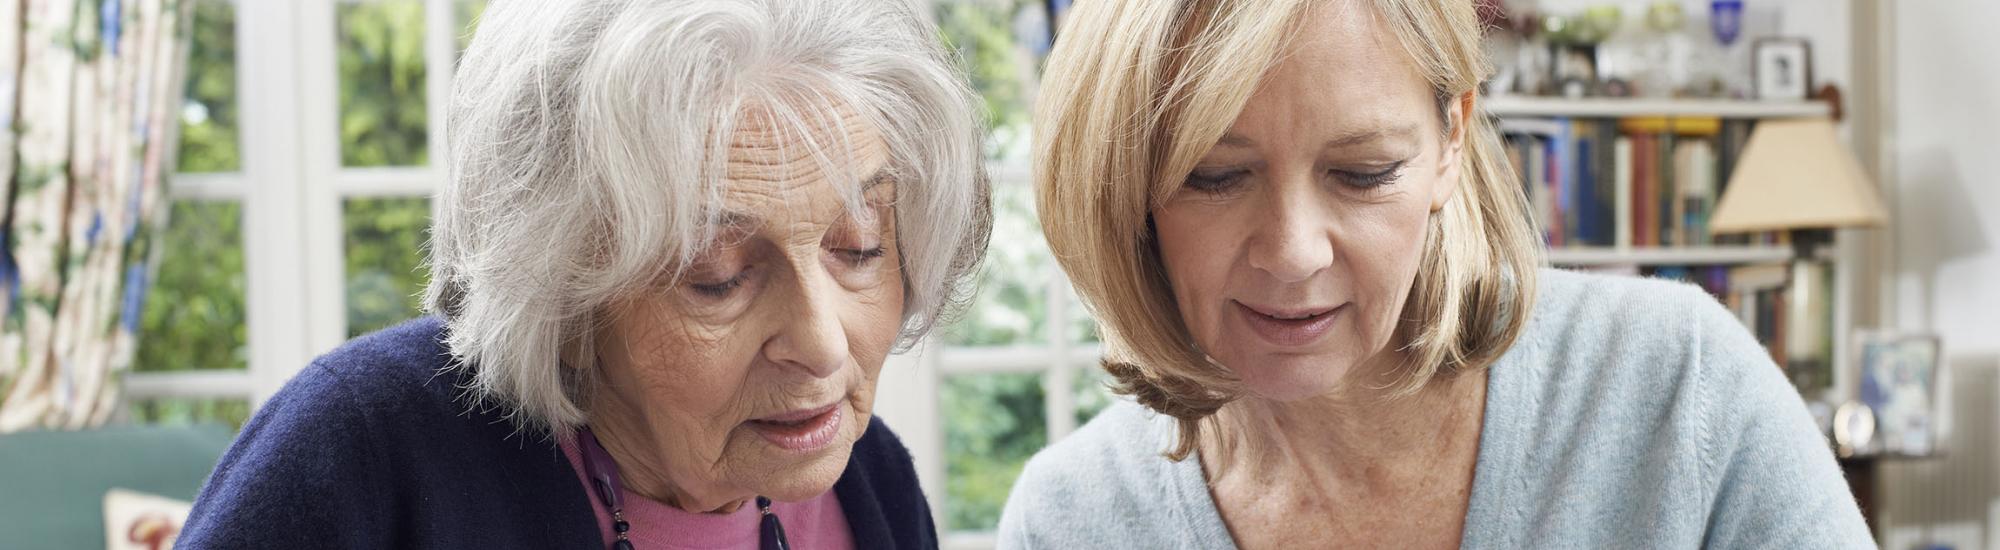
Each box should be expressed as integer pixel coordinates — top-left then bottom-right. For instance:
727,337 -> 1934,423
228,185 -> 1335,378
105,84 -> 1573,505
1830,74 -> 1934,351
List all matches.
1244,183 -> 1334,284
763,269 -> 850,379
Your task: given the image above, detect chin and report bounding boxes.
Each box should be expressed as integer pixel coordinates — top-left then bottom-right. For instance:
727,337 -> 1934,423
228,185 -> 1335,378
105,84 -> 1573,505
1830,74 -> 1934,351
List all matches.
1221,351 -> 1353,402
754,447 -> 851,502
749,406 -> 868,502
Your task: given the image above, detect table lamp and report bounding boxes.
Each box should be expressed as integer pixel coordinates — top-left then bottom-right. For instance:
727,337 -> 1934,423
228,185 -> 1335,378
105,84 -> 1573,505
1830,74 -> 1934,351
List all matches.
1709,116 -> 1887,400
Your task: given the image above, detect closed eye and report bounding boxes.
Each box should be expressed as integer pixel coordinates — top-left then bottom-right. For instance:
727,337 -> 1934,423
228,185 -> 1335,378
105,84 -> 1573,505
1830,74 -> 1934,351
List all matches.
1331,161 -> 1406,188
688,270 -> 749,297
1185,167 -> 1251,194
834,246 -> 886,266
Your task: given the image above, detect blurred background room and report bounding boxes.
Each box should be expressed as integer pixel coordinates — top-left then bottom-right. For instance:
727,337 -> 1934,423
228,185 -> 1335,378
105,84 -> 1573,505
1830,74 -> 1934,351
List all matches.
0,0 -> 1993,549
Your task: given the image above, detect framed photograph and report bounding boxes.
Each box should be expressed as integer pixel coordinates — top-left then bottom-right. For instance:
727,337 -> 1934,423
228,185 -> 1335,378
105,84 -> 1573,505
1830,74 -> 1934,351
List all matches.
1752,38 -> 1812,101
1855,332 -> 1945,456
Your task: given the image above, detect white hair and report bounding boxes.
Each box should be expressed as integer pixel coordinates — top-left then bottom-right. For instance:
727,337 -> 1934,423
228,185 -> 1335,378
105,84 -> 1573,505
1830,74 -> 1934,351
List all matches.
427,0 -> 990,435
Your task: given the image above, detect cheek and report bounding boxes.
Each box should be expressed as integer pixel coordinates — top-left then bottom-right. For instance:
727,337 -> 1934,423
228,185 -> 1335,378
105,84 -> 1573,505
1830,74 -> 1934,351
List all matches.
1152,205 -> 1240,339
598,304 -> 760,436
1340,191 -> 1438,344
846,256 -> 906,382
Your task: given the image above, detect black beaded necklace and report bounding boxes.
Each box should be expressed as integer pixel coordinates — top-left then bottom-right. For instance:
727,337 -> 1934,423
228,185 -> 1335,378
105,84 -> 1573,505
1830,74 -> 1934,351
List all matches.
578,428 -> 790,550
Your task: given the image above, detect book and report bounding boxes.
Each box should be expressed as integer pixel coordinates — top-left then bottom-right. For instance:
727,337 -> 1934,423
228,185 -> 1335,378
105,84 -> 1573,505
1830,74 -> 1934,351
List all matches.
1496,117 -> 1768,249
1614,137 -> 1633,249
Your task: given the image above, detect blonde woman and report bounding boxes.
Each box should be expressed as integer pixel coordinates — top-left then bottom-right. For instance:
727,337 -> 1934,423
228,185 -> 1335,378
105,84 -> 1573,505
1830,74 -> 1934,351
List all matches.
999,0 -> 1870,548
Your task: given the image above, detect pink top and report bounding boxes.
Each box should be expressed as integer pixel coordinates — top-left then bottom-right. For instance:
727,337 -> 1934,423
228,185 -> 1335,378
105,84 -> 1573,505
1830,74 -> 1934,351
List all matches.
558,437 -> 857,550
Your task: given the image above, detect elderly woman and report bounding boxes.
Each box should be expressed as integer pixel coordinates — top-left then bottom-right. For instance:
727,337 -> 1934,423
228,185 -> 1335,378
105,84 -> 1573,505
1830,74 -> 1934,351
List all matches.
1000,0 -> 1870,548
178,1 -> 986,548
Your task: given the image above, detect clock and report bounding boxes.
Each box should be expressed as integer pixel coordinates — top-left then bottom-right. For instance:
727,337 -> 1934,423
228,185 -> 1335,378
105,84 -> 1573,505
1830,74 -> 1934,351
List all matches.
1832,401 -> 1876,457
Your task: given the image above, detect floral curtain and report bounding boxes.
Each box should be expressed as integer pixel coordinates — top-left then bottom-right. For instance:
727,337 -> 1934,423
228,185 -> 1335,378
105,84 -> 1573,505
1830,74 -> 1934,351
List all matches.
0,0 -> 193,431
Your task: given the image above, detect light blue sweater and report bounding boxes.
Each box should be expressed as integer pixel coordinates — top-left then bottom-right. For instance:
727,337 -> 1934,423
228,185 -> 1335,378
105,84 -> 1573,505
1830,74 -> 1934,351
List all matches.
997,269 -> 1874,549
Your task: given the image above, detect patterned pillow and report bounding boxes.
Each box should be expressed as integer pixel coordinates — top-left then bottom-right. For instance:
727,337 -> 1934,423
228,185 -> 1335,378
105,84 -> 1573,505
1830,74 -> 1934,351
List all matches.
103,488 -> 193,550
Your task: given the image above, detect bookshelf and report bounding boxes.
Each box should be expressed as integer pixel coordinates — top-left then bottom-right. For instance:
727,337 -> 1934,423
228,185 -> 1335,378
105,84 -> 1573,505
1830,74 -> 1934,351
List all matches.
1486,96 -> 1831,119
1496,97 -> 1836,396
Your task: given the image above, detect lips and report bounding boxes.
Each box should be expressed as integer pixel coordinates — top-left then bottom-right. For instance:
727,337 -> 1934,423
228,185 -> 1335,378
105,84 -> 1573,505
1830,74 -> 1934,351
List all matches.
1234,301 -> 1342,347
745,402 -> 844,452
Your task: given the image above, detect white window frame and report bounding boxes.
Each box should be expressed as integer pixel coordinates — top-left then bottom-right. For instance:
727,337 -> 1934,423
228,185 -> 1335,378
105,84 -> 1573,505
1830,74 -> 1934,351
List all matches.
127,0 -> 457,406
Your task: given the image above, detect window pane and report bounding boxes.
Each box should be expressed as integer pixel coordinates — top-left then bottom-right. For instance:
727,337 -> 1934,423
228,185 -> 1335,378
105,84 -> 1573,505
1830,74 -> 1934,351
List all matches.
942,372 -> 1046,532
1073,366 -> 1114,427
337,0 -> 428,167
178,0 -> 239,173
943,183 -> 1050,346
138,200 -> 246,371
343,197 -> 431,337
129,397 -> 251,430
934,0 -> 1051,162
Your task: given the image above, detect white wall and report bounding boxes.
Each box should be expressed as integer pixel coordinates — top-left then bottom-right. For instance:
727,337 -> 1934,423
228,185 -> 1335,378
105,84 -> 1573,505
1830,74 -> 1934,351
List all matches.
1889,0 -> 2000,353
1880,0 -> 2000,547
1527,0 -> 1851,90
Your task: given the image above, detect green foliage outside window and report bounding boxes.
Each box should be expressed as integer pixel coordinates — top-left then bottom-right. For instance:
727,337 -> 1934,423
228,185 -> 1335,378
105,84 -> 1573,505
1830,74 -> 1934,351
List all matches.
138,200 -> 247,372
936,0 -> 1035,161
943,183 -> 1051,347
130,398 -> 251,429
337,0 -> 428,167
142,0 -> 247,375
344,197 -> 431,337
177,0 -> 238,173
943,372 -> 1047,531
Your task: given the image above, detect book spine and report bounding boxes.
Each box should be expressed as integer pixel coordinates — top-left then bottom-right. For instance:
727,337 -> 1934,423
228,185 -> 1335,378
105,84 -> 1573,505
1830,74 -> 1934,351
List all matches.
1551,120 -> 1573,247
1575,125 -> 1595,246
1685,140 -> 1716,245
1614,136 -> 1633,249
1596,120 -> 1619,246
1657,131 -> 1677,247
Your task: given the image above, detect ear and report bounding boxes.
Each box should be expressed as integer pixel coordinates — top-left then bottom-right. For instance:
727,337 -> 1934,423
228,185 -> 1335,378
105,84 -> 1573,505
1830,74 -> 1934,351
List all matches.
1431,91 -> 1475,213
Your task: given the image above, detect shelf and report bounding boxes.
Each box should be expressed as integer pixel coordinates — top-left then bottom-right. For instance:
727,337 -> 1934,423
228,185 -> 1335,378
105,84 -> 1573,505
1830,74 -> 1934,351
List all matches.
1546,246 -> 1793,266
1485,96 -> 1831,119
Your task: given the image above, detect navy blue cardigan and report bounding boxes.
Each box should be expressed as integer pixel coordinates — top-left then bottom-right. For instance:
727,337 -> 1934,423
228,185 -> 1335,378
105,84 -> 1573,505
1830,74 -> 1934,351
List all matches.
177,317 -> 937,549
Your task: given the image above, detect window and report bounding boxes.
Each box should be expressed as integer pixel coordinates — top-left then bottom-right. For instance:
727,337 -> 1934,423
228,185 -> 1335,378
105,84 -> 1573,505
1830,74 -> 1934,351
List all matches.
337,0 -> 429,168
128,0 -> 480,423
925,1 -> 1115,544
128,0 -> 249,427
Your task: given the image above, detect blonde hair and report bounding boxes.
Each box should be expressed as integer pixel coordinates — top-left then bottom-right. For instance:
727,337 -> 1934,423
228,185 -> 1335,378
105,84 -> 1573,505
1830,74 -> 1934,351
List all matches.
1036,0 -> 1540,460
429,0 -> 989,435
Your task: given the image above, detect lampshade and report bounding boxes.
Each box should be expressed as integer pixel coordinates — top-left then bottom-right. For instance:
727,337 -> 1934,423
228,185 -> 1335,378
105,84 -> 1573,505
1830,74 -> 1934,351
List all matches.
1708,117 -> 1888,233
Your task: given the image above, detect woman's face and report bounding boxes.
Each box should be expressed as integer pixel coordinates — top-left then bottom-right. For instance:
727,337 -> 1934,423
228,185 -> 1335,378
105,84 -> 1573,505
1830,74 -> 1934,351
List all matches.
1152,1 -> 1466,402
592,109 -> 904,509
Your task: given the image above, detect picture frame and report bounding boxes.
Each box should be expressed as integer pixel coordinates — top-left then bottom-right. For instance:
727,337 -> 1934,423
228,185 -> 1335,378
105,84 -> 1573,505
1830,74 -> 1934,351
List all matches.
1752,37 -> 1813,101
1855,332 -> 1946,457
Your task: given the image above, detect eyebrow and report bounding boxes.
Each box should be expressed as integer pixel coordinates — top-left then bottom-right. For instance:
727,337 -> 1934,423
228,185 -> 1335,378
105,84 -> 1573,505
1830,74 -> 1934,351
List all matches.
709,167 -> 894,227
858,168 -> 896,201
1214,124 -> 1423,150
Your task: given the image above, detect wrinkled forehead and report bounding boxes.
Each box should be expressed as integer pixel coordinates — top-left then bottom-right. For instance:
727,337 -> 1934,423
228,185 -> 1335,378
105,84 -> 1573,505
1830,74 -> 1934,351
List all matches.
715,101 -> 895,228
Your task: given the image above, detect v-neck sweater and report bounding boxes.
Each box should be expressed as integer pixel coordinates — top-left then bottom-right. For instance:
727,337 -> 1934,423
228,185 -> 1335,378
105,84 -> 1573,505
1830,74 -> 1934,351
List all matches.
996,269 -> 1872,549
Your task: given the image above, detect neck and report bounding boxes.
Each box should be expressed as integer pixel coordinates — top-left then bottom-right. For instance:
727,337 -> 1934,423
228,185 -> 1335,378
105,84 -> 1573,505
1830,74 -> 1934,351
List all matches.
1201,360 -> 1489,492
586,393 -> 751,515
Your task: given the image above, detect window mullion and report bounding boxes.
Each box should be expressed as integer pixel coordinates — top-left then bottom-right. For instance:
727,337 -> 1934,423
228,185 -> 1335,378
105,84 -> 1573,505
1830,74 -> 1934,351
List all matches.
236,0 -> 314,405
168,172 -> 249,201
298,0 -> 348,358
1043,263 -> 1077,442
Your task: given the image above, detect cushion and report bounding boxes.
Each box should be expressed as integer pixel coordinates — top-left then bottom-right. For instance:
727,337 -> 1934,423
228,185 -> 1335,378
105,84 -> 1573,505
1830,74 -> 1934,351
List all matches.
103,488 -> 192,550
